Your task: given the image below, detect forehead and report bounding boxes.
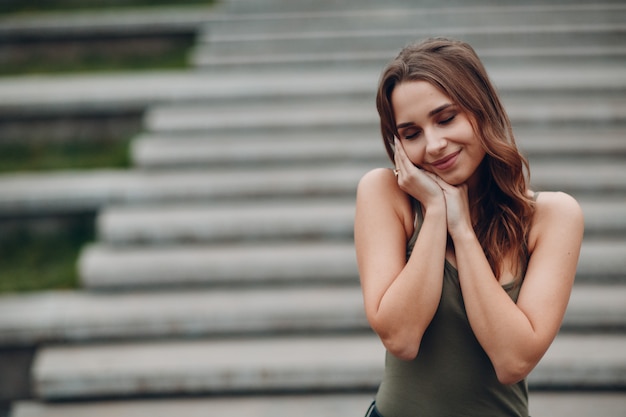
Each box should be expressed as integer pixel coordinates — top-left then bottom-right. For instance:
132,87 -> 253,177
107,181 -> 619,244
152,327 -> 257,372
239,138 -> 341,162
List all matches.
391,80 -> 450,117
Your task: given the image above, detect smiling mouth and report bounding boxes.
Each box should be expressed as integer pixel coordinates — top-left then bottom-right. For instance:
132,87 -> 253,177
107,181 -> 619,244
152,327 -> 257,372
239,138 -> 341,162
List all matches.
430,151 -> 460,170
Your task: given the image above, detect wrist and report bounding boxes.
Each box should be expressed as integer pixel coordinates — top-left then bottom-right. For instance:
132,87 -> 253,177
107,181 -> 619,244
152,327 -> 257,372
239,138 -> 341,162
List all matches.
421,194 -> 446,213
423,201 -> 447,218
449,226 -> 476,243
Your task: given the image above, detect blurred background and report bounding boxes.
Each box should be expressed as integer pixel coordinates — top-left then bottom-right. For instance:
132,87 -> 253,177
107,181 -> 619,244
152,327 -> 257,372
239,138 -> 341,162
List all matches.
0,0 -> 625,416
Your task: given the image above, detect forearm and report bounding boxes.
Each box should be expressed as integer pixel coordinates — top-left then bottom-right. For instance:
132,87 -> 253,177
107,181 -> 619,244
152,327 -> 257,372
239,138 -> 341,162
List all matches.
373,206 -> 448,360
453,232 -> 538,383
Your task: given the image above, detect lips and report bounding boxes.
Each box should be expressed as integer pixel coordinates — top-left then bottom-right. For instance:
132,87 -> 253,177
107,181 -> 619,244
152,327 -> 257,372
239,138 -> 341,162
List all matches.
430,150 -> 460,171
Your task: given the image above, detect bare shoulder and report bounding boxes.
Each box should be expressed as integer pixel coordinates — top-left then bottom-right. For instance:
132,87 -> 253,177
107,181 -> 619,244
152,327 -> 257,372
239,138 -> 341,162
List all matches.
356,167 -> 413,233
530,191 -> 584,246
534,191 -> 584,222
357,167 -> 397,192
357,167 -> 406,204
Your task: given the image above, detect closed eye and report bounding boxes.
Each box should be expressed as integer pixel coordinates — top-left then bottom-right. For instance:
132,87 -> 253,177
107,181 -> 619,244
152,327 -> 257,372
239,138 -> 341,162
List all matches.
402,128 -> 421,140
438,113 -> 456,125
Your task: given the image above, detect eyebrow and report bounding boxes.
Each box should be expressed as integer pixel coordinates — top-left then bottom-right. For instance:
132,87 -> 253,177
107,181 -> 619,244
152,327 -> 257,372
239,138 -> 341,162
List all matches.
396,103 -> 455,130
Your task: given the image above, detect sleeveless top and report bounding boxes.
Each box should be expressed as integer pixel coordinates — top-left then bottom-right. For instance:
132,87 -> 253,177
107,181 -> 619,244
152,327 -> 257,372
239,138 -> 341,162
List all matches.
374,199 -> 529,417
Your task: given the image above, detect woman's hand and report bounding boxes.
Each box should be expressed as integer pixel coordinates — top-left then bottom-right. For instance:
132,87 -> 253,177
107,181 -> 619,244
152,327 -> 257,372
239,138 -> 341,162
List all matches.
394,138 -> 444,208
393,137 -> 472,238
429,175 -> 473,239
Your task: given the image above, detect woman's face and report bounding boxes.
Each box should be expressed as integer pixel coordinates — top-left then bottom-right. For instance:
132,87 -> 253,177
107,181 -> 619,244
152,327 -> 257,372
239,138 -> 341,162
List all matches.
391,80 -> 486,187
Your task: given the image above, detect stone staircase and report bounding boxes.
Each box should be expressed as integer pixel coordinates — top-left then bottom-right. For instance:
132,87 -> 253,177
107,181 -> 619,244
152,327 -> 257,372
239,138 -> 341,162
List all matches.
2,1 -> 626,416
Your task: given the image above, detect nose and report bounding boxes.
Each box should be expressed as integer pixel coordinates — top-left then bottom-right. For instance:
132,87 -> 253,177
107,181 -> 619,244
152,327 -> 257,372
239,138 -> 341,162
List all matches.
425,129 -> 447,155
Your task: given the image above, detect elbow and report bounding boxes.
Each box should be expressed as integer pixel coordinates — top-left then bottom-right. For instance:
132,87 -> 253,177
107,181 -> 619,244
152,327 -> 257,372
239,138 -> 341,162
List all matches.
374,325 -> 421,361
495,369 -> 526,386
491,334 -> 549,385
366,311 -> 424,361
385,338 -> 420,361
494,358 -> 536,385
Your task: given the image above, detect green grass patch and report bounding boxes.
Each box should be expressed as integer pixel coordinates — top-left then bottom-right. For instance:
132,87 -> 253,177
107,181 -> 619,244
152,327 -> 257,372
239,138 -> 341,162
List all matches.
0,0 -> 215,14
0,37 -> 193,76
0,140 -> 131,172
0,216 -> 94,293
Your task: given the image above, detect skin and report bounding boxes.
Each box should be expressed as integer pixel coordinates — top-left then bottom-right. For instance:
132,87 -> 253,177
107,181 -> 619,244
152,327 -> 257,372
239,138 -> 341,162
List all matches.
354,80 -> 584,384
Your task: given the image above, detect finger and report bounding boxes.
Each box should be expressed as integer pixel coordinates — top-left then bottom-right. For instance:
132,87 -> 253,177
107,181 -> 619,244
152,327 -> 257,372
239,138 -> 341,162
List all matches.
393,138 -> 400,172
393,137 -> 403,168
424,172 -> 457,194
394,138 -> 412,173
393,138 -> 407,177
422,170 -> 444,185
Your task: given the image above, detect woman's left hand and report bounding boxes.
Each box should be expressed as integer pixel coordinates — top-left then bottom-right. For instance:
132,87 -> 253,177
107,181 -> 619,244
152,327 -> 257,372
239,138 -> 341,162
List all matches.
428,174 -> 473,239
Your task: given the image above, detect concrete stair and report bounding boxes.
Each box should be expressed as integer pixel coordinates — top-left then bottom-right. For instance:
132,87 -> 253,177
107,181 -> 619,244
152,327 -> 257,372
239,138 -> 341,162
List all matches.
0,284 -> 623,347
191,4 -> 626,69
141,87 -> 626,133
94,199 -> 626,244
8,393 -> 626,417
2,1 -> 626,416
26,334 -> 626,400
1,161 -> 626,214
131,126 -> 626,169
77,239 -> 626,289
196,26 -> 626,63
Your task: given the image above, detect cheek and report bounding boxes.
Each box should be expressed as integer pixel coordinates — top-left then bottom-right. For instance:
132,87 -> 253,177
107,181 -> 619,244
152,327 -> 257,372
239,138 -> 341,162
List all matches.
401,139 -> 424,155
402,142 -> 425,167
460,120 -> 480,144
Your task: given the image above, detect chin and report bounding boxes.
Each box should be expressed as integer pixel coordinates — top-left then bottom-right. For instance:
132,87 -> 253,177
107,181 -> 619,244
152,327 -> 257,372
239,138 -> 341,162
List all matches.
440,173 -> 467,186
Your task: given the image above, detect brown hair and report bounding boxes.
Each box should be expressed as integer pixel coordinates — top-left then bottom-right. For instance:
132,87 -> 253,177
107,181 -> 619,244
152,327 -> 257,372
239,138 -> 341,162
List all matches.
376,37 -> 534,277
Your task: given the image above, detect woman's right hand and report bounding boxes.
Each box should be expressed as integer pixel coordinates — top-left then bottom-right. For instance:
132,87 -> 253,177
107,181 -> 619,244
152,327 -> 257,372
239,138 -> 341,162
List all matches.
394,138 -> 445,208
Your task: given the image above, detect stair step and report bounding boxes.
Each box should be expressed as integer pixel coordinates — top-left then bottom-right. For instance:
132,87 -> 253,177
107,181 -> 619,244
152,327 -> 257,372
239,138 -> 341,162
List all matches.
10,391 -> 626,417
0,161 -> 624,216
97,199 -> 356,244
218,0 -> 626,13
32,335 -> 384,400
0,68 -> 375,114
78,239 -> 626,290
31,334 -> 626,400
96,198 -> 626,246
78,242 -> 358,289
131,126 -> 626,169
1,63 -> 623,115
0,286 -> 367,347
0,284 -> 622,347
3,395 -> 377,417
194,45 -> 626,70
196,4 -> 626,38
0,166 -> 367,216
193,4 -> 626,69
564,284 -> 626,332
576,239 -> 626,283
196,22 -> 626,58
130,131 -> 384,169
530,162 -> 626,195
579,199 -> 626,237
145,94 -> 626,133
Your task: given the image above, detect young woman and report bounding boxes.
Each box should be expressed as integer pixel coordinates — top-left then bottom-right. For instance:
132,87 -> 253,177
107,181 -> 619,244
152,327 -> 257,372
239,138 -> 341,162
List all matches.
354,38 -> 584,416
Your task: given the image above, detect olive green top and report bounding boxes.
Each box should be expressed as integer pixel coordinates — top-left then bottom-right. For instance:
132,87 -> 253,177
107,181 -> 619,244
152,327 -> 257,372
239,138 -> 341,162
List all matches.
374,200 -> 528,417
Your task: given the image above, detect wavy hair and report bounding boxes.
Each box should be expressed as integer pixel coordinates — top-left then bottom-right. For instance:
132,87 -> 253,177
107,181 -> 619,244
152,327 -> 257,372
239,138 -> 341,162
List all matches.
376,37 -> 535,277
